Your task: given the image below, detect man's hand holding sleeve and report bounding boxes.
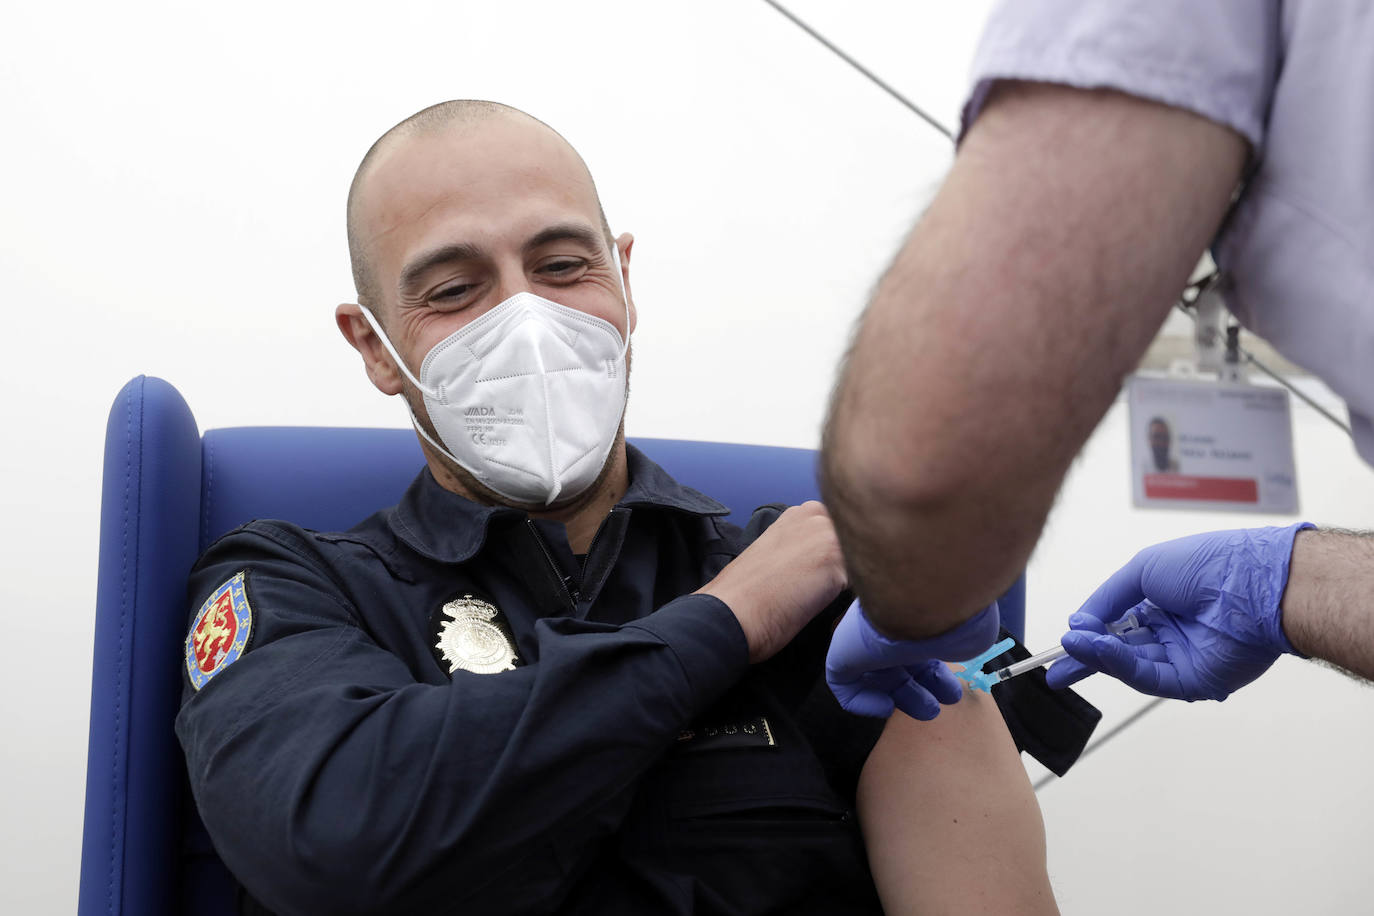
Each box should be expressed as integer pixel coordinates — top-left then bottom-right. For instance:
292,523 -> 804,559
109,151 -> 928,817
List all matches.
1046,523 -> 1313,701
697,501 -> 849,664
826,600 -> 1000,719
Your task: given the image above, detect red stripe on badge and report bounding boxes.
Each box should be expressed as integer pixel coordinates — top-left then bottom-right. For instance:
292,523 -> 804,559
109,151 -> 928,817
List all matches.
1144,473 -> 1259,503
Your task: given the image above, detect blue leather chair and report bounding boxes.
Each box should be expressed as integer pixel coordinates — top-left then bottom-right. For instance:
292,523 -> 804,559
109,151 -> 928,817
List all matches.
79,375 -> 1025,916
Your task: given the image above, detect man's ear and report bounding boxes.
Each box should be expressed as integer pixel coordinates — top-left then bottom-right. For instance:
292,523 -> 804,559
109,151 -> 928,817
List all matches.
615,232 -> 637,334
335,303 -> 404,395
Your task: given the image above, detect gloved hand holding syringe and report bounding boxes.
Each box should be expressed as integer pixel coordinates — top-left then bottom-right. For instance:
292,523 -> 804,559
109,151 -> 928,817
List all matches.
954,612 -> 1143,693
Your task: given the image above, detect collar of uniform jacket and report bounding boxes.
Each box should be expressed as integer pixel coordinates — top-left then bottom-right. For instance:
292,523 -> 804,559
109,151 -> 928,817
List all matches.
387,443 -> 730,564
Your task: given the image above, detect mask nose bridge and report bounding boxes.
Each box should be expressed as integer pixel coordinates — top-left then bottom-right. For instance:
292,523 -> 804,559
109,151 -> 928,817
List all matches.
465,297 -> 582,363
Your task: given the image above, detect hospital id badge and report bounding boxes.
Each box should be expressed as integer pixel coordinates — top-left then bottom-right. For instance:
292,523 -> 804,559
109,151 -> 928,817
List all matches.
1126,374 -> 1298,514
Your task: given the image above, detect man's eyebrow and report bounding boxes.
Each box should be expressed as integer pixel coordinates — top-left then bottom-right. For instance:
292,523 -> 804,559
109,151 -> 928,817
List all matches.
523,223 -> 606,253
399,243 -> 484,292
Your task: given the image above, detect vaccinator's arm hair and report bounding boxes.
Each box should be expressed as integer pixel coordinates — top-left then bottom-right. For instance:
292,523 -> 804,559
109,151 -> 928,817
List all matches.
1283,528 -> 1374,681
822,82 -> 1247,638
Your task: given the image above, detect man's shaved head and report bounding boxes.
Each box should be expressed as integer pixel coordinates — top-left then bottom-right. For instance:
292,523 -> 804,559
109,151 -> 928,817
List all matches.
346,100 -> 612,311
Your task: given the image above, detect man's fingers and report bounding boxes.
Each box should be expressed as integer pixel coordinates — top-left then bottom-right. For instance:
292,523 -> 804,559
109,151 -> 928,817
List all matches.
890,678 -> 942,721
1075,554 -> 1149,628
830,677 -> 896,718
1067,613 -> 1109,635
1060,631 -> 1103,664
1053,627 -> 1176,691
842,689 -> 898,718
1133,642 -> 1170,662
834,665 -> 912,718
1079,633 -> 1185,700
1045,655 -> 1094,689
825,605 -> 871,680
830,663 -> 965,720
922,661 -> 964,706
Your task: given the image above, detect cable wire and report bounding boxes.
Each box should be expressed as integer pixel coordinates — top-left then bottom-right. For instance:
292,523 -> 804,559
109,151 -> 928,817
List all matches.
764,2 -> 1354,446
1243,352 -> 1353,434
1171,299 -> 1354,436
757,0 -> 1355,790
759,0 -> 955,142
765,1 -> 1352,444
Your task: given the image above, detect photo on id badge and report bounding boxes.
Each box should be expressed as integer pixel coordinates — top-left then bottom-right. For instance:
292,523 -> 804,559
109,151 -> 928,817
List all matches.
1127,374 -> 1298,515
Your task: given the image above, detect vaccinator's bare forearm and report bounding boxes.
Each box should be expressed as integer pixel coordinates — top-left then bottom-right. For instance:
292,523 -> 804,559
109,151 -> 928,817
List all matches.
822,82 -> 1247,639
1281,528 -> 1374,681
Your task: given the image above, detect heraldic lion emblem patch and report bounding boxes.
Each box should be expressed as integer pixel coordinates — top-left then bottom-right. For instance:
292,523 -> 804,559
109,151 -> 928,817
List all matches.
185,571 -> 253,690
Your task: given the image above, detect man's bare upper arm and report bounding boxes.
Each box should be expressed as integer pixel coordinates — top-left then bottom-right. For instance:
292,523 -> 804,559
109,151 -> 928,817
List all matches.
822,81 -> 1249,638
857,687 -> 1058,915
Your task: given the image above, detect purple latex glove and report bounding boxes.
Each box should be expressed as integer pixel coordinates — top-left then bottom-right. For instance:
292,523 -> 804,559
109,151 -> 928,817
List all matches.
1046,523 -> 1314,701
826,599 -> 1000,720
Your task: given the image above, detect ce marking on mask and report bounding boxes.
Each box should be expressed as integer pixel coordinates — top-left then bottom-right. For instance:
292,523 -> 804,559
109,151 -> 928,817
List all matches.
463,405 -> 522,447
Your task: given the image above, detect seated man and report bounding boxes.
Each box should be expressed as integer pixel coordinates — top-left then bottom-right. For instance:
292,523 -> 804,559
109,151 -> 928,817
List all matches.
177,100 -> 1091,915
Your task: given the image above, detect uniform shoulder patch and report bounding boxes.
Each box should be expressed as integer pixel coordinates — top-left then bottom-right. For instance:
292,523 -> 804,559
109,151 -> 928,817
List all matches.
186,571 -> 254,691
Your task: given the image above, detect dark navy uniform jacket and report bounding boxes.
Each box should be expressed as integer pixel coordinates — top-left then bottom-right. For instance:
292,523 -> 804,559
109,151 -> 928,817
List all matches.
178,446 -> 1098,916
178,447 -> 888,916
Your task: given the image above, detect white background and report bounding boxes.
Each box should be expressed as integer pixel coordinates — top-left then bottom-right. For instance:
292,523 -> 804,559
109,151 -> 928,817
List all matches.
3,1 -> 1372,912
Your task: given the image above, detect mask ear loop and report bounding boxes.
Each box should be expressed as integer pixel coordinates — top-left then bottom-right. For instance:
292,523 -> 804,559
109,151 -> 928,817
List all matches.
357,306 -> 440,400
610,241 -> 631,359
356,305 -> 474,474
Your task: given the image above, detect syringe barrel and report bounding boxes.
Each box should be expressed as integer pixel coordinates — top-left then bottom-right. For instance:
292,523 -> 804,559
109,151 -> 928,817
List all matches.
994,612 -> 1144,682
1000,644 -> 1069,680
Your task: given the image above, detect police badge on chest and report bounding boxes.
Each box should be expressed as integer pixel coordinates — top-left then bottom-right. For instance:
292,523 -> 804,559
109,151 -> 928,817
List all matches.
429,593 -> 521,676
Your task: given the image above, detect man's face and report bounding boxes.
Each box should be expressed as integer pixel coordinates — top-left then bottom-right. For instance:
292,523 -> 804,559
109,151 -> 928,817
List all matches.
354,116 -> 634,377
1148,420 -> 1171,468
342,114 -> 637,507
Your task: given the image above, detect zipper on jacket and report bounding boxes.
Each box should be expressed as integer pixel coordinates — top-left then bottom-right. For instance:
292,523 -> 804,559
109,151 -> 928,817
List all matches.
576,513 -> 616,592
525,519 -> 578,609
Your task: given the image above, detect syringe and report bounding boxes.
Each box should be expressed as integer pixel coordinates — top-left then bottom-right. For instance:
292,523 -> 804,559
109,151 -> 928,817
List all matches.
986,611 -> 1143,685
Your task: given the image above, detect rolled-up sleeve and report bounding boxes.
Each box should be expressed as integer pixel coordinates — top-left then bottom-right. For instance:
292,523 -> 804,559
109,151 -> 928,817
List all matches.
961,0 -> 1281,149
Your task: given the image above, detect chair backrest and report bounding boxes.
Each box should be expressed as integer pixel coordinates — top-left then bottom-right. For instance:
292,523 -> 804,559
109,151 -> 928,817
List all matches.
198,426 -> 825,540
80,375 -> 1024,915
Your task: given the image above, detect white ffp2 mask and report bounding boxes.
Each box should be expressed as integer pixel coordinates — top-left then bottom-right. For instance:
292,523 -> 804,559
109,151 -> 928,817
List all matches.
360,272 -> 629,507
